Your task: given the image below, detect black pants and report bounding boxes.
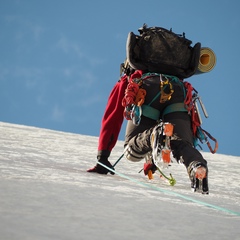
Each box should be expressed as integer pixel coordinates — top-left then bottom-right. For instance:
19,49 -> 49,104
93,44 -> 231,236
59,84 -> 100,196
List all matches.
124,112 -> 207,168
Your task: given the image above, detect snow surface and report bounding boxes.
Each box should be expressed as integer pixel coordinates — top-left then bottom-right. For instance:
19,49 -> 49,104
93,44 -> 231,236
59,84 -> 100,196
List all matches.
0,121 -> 239,240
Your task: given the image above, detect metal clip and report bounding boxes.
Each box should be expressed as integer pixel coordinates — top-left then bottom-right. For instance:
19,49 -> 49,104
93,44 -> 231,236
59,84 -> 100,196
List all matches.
192,93 -> 209,125
132,105 -> 142,126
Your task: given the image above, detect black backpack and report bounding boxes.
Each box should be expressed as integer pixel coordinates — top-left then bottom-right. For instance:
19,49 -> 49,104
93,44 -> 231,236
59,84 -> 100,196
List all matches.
126,24 -> 201,79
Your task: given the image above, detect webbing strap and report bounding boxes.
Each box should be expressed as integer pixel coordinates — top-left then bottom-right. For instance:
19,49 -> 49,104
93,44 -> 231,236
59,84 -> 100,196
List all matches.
162,103 -> 187,117
142,103 -> 187,121
141,105 -> 160,120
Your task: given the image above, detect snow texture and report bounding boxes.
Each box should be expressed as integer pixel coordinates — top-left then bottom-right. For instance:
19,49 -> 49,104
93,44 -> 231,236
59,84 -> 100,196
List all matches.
0,121 -> 239,240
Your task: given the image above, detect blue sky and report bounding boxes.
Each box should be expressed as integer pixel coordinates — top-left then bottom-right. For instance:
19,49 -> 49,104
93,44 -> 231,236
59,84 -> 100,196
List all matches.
1,0 -> 240,156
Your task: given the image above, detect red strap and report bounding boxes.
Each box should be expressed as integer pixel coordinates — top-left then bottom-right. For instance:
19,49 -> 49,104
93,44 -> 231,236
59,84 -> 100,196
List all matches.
183,81 -> 194,110
183,81 -> 200,135
201,128 -> 219,154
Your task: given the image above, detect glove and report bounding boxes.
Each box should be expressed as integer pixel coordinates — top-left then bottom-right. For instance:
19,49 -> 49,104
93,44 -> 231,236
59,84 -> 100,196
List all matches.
87,156 -> 115,175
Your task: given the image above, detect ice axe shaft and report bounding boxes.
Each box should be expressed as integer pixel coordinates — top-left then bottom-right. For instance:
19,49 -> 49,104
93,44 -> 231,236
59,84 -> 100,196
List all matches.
113,153 -> 124,167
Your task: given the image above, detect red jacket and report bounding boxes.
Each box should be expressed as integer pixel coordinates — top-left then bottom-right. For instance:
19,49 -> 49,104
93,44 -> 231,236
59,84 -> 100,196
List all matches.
98,70 -> 143,154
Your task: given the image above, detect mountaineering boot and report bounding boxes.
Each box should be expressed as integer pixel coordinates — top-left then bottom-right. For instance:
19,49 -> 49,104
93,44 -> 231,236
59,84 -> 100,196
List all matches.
188,161 -> 209,194
151,122 -> 174,169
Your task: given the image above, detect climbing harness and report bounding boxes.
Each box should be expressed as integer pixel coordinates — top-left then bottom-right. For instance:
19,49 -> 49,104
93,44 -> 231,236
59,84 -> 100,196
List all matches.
122,72 -> 178,125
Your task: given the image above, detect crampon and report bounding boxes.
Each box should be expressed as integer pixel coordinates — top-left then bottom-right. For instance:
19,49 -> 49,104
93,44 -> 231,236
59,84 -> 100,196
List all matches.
188,161 -> 209,194
142,122 -> 176,186
151,122 -> 174,168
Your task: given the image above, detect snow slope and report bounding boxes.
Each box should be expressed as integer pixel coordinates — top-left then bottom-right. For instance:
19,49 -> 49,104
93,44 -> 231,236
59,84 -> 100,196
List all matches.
0,121 -> 239,240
